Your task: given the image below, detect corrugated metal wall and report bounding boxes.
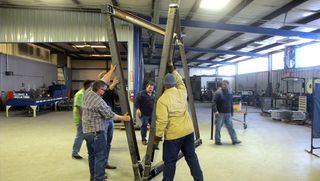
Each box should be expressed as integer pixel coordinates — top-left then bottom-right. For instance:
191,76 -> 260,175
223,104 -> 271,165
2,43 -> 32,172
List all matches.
0,8 -> 132,42
236,72 -> 269,93
236,66 -> 320,93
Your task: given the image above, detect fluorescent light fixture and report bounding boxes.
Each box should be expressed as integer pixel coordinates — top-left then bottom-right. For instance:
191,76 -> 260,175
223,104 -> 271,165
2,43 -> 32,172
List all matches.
73,45 -> 107,49
89,54 -> 112,57
91,45 -> 107,48
200,0 -> 230,10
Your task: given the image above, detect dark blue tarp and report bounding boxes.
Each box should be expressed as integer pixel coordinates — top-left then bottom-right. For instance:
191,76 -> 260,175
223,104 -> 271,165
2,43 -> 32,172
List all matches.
312,83 -> 320,138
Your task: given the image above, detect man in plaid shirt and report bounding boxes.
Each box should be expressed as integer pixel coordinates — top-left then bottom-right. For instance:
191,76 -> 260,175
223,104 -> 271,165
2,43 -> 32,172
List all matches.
82,64 -> 130,181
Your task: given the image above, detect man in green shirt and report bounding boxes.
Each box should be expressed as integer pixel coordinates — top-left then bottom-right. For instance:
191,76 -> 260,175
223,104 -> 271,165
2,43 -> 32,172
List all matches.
71,80 -> 92,159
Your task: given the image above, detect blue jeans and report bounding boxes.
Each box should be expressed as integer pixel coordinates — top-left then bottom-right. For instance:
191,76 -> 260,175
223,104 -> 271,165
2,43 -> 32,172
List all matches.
104,119 -> 114,165
72,122 -> 85,155
162,133 -> 203,181
140,115 -> 151,141
84,131 -> 107,181
215,113 -> 238,143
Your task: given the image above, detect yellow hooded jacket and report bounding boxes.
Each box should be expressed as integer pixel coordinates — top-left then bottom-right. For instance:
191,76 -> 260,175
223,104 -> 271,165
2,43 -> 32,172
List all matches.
156,70 -> 194,140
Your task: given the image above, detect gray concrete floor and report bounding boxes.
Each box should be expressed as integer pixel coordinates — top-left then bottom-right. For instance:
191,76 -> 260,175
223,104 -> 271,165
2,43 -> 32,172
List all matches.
1,103 -> 320,181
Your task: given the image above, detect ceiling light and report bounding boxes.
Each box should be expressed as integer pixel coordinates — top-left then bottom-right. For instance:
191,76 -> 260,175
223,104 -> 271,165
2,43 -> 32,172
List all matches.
73,45 -> 89,48
91,45 -> 107,48
73,45 -> 107,49
200,0 -> 230,10
89,54 -> 112,57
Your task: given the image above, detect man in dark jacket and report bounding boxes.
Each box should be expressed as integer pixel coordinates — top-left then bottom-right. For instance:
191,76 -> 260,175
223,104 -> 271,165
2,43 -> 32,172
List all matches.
135,82 -> 155,145
212,80 -> 241,145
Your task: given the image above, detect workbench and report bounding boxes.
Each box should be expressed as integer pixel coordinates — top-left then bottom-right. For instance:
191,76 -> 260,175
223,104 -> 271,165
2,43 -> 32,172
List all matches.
6,97 -> 68,117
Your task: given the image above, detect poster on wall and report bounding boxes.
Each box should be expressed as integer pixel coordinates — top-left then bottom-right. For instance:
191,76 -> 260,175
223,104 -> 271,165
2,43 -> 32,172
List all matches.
313,82 -> 320,138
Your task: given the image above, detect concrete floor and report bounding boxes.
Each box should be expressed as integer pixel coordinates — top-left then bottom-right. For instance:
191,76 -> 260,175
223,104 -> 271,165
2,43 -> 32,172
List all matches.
0,103 -> 320,181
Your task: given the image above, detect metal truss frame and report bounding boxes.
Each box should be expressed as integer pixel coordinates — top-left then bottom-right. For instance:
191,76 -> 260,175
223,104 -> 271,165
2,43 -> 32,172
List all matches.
102,1 -> 201,180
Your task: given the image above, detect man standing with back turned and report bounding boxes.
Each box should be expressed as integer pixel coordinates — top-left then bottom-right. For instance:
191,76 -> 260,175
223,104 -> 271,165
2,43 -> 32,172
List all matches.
212,80 -> 241,145
154,65 -> 203,181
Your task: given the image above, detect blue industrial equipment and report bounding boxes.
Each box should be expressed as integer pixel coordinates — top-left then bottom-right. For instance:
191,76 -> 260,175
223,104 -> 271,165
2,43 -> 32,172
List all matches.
306,77 -> 320,157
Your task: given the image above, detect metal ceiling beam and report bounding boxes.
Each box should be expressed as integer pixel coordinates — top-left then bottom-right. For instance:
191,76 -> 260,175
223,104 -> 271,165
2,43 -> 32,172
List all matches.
146,43 -> 264,57
102,42 -> 110,52
180,0 -> 201,33
0,4 -> 101,12
50,43 -> 72,53
190,0 -> 308,61
34,43 -> 64,54
144,56 -> 234,65
145,62 -> 215,69
190,0 -> 254,48
214,12 -> 320,65
173,20 -> 320,40
184,46 -> 263,57
71,57 -> 127,61
187,59 -> 234,65
250,0 -> 308,27
38,43 -> 82,59
104,4 -> 166,36
45,43 -> 67,53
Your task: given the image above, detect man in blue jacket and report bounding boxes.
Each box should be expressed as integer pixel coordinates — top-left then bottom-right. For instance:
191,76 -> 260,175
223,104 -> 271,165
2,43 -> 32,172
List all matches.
135,82 -> 155,145
212,80 -> 241,145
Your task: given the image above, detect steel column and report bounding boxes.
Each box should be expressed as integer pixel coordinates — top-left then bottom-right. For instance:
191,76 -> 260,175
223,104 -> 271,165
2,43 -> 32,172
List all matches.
267,54 -> 273,97
175,9 -> 201,140
104,13 -> 142,180
143,3 -> 178,180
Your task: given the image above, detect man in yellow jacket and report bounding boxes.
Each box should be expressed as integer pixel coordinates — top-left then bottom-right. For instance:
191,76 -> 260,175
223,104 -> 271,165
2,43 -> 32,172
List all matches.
155,69 -> 203,181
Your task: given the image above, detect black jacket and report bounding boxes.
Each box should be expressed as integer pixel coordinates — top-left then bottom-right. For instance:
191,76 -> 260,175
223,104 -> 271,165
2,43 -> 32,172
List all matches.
212,88 -> 233,113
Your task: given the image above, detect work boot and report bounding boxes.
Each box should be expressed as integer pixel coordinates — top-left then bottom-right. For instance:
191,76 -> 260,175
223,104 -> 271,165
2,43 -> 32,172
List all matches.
232,140 -> 242,145
72,154 -> 83,159
106,164 -> 117,169
215,142 -> 222,145
142,140 -> 148,145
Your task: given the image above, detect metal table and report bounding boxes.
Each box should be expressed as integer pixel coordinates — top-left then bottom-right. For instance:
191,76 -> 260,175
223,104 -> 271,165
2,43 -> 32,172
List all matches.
6,97 -> 68,117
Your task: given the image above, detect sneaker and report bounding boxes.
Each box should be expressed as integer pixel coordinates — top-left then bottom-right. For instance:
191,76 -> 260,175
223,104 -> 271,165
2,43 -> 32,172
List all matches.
232,141 -> 242,145
215,142 -> 222,145
142,140 -> 148,145
106,164 -> 117,169
72,154 -> 83,159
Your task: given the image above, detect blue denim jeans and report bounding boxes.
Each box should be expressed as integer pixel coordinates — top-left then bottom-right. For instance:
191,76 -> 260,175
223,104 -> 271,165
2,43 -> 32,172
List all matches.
84,131 -> 107,181
104,119 -> 114,165
162,133 -> 203,181
215,113 -> 238,143
140,115 -> 151,141
72,122 -> 85,155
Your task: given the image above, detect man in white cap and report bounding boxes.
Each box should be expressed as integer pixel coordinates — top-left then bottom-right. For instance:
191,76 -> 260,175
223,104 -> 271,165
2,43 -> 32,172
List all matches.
154,67 -> 203,181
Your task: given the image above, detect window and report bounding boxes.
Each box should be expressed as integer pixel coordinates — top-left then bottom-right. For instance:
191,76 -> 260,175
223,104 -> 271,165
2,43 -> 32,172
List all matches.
272,51 -> 284,70
238,57 -> 268,74
189,68 -> 216,76
218,65 -> 236,76
296,42 -> 320,68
